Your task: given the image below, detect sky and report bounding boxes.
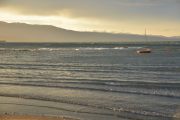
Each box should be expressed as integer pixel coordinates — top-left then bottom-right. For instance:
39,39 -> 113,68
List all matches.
0,0 -> 180,36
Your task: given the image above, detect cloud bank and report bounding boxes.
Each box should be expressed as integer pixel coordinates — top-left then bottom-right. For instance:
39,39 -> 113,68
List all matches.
0,0 -> 179,36
0,0 -> 179,20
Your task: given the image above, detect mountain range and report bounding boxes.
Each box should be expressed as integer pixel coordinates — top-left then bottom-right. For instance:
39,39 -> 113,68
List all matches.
0,21 -> 179,42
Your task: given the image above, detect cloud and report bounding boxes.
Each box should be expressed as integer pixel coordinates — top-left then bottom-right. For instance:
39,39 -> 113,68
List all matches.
0,0 -> 127,21
0,0 -> 179,36
0,0 -> 6,5
0,0 -> 179,25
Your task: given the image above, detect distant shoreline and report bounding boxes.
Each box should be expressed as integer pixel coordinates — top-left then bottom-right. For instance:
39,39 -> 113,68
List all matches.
0,115 -> 78,120
0,21 -> 179,43
0,40 -> 6,43
0,40 -> 180,44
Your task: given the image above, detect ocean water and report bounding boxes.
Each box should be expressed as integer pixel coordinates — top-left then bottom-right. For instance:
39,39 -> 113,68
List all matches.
0,42 -> 180,120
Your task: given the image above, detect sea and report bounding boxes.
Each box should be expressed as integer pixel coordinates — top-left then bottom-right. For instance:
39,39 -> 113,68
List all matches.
0,42 -> 180,120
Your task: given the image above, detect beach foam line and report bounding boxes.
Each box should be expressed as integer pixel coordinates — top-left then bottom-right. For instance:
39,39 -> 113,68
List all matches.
0,115 -> 78,120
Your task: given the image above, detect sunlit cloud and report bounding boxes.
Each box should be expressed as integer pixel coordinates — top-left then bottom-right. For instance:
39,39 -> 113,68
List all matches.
0,10 -> 109,32
0,0 -> 180,36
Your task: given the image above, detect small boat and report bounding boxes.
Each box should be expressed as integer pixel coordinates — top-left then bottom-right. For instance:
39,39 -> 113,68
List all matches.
136,29 -> 152,54
137,48 -> 151,54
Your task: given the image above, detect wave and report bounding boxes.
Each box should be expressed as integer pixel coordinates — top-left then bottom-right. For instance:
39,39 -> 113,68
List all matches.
1,76 -> 180,89
75,46 -> 142,51
0,46 -> 143,52
0,82 -> 179,98
0,48 -> 34,52
0,48 -> 62,52
0,95 -> 176,120
37,48 -> 62,51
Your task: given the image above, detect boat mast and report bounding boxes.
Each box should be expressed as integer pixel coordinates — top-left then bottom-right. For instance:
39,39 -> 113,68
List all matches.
145,28 -> 148,41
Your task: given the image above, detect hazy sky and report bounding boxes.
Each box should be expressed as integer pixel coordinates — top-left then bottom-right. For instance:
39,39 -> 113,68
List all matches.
0,0 -> 180,36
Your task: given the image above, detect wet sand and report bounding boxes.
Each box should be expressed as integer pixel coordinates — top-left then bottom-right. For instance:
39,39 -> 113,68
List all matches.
0,115 -> 78,120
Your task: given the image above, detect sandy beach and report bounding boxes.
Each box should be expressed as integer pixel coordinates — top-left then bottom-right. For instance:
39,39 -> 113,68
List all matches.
0,115 -> 77,120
